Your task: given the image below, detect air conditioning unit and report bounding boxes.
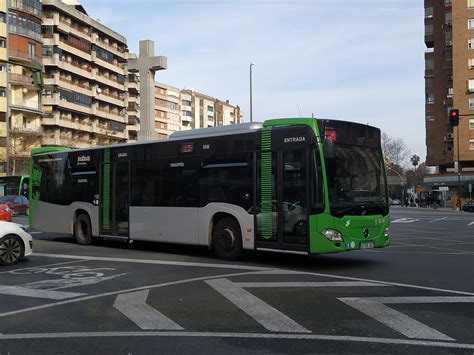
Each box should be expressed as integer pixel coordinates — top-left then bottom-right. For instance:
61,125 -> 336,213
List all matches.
447,133 -> 454,139
446,40 -> 453,46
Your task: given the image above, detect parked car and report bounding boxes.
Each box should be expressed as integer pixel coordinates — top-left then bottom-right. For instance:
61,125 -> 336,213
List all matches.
0,221 -> 33,265
0,203 -> 13,222
391,199 -> 401,206
463,200 -> 474,213
0,195 -> 29,215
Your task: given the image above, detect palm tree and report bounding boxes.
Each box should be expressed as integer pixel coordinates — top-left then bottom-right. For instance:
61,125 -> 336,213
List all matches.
410,154 -> 420,170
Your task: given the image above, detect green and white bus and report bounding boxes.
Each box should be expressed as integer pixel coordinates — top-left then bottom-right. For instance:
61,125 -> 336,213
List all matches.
0,175 -> 29,197
29,118 -> 390,260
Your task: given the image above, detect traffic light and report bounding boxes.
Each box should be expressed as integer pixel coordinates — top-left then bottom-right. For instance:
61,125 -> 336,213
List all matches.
449,109 -> 459,127
31,70 -> 44,90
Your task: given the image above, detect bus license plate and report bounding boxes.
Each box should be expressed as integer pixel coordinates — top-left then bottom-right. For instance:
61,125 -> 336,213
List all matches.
360,242 -> 374,249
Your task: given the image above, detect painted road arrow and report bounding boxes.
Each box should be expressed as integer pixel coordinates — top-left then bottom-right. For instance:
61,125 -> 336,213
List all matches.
113,290 -> 184,330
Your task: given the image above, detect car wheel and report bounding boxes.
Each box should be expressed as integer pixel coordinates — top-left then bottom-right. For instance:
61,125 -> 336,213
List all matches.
212,217 -> 242,261
74,213 -> 92,245
0,234 -> 24,266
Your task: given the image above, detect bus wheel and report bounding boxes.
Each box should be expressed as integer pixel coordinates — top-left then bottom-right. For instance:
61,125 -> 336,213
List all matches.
74,214 -> 92,245
212,217 -> 242,261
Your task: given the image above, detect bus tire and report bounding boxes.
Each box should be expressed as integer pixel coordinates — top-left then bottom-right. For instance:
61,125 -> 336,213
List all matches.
74,213 -> 92,245
212,217 -> 242,261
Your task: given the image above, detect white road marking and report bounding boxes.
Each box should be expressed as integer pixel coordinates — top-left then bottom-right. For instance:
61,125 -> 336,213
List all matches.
347,296 -> 474,304
235,281 -> 390,288
428,217 -> 448,224
0,259 -> 88,275
392,218 -> 420,224
339,298 -> 454,341
30,253 -> 474,295
32,253 -> 271,271
0,270 -> 263,319
205,278 -> 311,333
0,285 -> 85,300
113,290 -> 183,330
0,331 -> 473,350
469,222 -> 474,226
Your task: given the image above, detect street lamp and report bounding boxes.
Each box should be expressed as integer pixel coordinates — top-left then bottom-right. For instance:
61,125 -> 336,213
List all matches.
249,62 -> 254,122
387,167 -> 405,204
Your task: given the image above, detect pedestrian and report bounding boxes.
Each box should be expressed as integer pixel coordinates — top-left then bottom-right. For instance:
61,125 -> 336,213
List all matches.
404,196 -> 409,208
415,197 -> 419,207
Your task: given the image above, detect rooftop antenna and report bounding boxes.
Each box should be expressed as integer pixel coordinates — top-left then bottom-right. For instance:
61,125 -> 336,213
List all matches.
296,104 -> 302,118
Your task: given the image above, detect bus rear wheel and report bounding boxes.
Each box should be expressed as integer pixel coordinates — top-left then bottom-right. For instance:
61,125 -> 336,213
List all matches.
212,217 -> 242,261
74,213 -> 92,245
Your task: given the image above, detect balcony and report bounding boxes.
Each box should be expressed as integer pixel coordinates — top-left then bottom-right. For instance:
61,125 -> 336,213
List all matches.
59,60 -> 95,80
58,17 -> 91,41
42,116 -> 93,133
9,103 -> 43,115
181,115 -> 192,123
91,51 -> 126,75
43,94 -> 92,115
127,80 -> 139,92
59,38 -> 92,61
93,106 -> 125,122
8,0 -> 41,18
8,48 -> 41,64
95,91 -> 125,107
9,123 -> 42,136
8,73 -> 36,88
94,38 -> 127,61
96,74 -> 125,90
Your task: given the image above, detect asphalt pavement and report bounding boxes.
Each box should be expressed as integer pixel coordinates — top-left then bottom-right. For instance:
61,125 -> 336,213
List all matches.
0,209 -> 473,354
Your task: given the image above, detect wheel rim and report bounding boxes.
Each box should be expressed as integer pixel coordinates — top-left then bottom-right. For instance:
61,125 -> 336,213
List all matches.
0,238 -> 21,264
219,228 -> 236,252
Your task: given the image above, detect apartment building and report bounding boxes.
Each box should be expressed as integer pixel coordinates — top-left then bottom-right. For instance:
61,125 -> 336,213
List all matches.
155,81 -> 180,140
423,0 -> 474,197
126,52 -> 139,142
0,2 -> 7,176
180,89 -> 242,132
6,0 -> 43,175
41,0 -> 129,149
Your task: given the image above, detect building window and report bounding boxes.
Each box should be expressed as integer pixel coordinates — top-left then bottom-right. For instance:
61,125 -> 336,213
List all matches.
426,115 -> 435,122
28,43 -> 35,60
445,48 -> 452,60
0,37 -> 5,48
469,19 -> 474,30
425,7 -> 434,18
445,12 -> 452,24
469,0 -> 474,8
470,39 -> 474,49
470,98 -> 474,109
182,100 -> 192,106
426,58 -> 434,69
0,12 -> 6,23
469,79 -> 474,92
425,24 -> 434,34
445,0 -> 452,5
470,58 -> 474,69
447,87 -> 454,97
469,119 -> 474,129
207,105 -> 214,112
470,139 -> 474,150
426,77 -> 434,86
0,65 -> 5,72
0,87 -> 6,97
426,93 -> 435,104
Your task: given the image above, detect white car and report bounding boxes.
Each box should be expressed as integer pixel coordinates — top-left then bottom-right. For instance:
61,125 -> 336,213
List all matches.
0,221 -> 33,266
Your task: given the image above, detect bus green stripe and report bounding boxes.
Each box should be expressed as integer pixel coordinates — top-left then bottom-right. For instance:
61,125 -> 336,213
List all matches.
102,149 -> 111,230
260,128 -> 273,240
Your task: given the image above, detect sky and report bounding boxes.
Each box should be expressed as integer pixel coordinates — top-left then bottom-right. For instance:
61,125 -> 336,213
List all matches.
80,0 -> 425,161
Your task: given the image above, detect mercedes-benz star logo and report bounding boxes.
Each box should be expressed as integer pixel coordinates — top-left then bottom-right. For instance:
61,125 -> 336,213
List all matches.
363,228 -> 369,238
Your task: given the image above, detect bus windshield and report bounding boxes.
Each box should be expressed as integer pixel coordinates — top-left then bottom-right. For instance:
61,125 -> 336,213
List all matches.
325,144 -> 388,217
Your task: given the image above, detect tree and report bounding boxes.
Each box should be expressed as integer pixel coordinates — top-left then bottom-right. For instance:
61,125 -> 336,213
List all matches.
381,132 -> 411,168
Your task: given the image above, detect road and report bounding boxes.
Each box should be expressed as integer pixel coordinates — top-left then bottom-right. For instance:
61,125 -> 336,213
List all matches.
0,209 -> 473,354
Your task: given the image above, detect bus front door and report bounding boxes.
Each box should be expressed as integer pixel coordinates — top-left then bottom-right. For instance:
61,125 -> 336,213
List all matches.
256,149 -> 309,251
100,162 -> 130,238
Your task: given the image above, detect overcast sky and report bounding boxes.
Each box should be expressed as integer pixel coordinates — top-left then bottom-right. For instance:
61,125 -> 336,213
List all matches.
80,0 -> 425,161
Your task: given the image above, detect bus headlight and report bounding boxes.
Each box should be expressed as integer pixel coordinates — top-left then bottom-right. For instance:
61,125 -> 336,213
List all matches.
322,229 -> 343,242
384,227 -> 390,238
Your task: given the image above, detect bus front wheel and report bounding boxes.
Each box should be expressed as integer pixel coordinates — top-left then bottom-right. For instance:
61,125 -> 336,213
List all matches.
74,213 -> 92,245
212,217 -> 242,261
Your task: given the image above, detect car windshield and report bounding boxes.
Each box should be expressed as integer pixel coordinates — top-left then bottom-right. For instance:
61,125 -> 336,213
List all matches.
325,144 -> 388,217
